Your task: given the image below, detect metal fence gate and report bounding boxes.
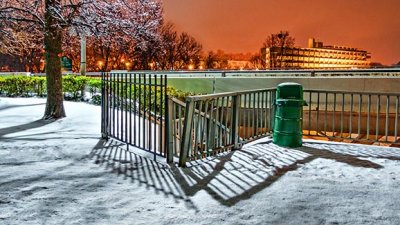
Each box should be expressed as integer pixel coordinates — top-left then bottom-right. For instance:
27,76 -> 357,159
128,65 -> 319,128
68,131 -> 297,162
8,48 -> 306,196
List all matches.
101,72 -> 168,160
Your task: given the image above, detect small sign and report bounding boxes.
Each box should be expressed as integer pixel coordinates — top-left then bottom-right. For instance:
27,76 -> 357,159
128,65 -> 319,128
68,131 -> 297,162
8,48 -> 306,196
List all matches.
61,56 -> 73,71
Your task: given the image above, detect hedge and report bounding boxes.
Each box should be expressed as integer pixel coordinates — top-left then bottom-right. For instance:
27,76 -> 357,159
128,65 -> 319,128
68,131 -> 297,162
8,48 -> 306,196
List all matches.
0,76 -> 195,110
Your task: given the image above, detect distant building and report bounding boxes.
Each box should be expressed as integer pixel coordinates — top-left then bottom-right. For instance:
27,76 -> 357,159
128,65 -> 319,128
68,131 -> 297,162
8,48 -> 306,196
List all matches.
227,60 -> 252,70
262,38 -> 371,69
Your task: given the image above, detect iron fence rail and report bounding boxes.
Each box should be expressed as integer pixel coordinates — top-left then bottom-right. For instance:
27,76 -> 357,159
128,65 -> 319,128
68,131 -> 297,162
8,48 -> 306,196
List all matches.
101,72 -> 168,160
173,88 -> 276,166
100,73 -> 400,166
303,90 -> 400,144
174,88 -> 400,166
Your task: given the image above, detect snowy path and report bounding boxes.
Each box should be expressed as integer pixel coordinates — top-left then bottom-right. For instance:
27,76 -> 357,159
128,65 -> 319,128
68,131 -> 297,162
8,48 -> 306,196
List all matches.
1,97 -> 400,225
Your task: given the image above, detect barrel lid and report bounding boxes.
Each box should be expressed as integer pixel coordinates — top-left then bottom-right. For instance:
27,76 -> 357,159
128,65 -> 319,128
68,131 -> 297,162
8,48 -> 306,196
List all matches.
277,82 -> 302,87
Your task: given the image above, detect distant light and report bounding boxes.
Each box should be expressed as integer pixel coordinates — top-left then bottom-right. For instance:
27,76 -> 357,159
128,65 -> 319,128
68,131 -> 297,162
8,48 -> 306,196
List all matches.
199,65 -> 203,70
188,64 -> 194,70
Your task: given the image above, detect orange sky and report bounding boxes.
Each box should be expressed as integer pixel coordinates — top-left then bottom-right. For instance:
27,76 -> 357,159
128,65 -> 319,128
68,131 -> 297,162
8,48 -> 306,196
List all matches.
164,0 -> 400,65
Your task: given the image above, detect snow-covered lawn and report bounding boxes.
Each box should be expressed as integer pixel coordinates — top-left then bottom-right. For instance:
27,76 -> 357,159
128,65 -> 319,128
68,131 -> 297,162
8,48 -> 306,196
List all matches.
1,97 -> 399,225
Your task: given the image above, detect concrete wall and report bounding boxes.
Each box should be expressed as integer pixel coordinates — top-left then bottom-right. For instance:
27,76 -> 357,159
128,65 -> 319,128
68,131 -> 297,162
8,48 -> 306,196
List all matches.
167,77 -> 400,94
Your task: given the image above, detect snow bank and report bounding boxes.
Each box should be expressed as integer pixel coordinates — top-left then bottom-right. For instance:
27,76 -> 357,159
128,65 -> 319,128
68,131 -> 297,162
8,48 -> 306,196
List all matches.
1,97 -> 399,225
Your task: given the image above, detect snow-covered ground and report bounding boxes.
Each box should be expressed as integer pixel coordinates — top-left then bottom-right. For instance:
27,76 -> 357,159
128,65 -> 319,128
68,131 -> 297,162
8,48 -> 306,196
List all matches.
1,97 -> 399,225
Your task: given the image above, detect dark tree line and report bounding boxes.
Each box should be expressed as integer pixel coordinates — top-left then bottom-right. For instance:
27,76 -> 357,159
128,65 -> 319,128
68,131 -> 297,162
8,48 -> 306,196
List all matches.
1,21 -> 203,73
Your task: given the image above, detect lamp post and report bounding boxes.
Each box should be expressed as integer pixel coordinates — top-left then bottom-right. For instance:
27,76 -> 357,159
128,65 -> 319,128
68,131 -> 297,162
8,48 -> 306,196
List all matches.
80,36 -> 86,76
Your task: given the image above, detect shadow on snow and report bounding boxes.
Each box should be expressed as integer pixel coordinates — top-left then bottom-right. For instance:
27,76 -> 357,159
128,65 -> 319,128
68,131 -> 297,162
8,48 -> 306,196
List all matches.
89,138 -> 400,207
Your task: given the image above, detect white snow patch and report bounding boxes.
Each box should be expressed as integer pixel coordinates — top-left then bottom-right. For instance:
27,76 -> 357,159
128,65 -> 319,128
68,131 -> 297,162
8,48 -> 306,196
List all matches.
1,97 -> 400,225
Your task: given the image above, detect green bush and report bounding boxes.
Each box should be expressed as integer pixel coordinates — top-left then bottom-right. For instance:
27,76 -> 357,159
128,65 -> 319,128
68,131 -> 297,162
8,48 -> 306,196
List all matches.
63,75 -> 89,100
105,83 -> 197,116
0,76 -> 195,114
0,76 -> 46,97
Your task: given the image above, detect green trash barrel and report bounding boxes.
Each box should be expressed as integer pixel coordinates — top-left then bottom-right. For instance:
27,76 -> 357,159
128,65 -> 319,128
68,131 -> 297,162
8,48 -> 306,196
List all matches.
273,83 -> 306,147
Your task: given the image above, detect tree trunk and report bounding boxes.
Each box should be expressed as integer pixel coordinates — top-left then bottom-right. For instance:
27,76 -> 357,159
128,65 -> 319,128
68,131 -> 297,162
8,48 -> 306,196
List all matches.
43,0 -> 66,119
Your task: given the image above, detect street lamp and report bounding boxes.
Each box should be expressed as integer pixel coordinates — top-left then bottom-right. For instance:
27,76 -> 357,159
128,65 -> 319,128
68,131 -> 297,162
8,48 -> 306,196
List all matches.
98,61 -> 103,71
149,62 -> 154,70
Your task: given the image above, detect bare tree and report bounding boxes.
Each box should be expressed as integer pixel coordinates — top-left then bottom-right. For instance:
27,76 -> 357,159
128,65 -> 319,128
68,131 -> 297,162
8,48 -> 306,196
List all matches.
250,53 -> 265,69
0,0 -> 162,119
204,51 -> 217,69
158,22 -> 178,70
176,32 -> 202,69
262,31 -> 295,69
132,22 -> 202,70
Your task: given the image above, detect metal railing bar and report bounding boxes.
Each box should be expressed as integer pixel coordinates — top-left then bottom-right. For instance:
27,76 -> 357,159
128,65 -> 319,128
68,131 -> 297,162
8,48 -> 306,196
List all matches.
153,75 -> 157,155
260,91 -> 265,135
118,73 -> 122,141
316,92 -> 320,134
187,87 -> 277,101
129,73 -> 132,145
349,93 -> 353,137
333,93 -> 336,136
324,92 -> 328,136
195,101 -> 203,154
358,94 -> 362,138
154,75 -> 162,156
133,74 -> 137,146
367,94 -> 371,140
138,74 -> 142,148
376,95 -> 380,141
219,97 -> 225,147
308,91 -> 312,135
148,74 -> 152,154
125,73 -> 128,144
340,93 -> 344,138
252,92 -> 256,138
385,95 -> 389,142
207,99 -> 216,155
305,89 -> 400,97
395,96 -> 399,141
112,73 -> 116,138
247,93 -> 251,140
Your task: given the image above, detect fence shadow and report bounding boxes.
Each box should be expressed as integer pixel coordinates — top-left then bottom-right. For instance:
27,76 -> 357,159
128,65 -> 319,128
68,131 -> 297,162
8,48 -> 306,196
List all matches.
90,138 -> 400,208
89,139 -> 199,211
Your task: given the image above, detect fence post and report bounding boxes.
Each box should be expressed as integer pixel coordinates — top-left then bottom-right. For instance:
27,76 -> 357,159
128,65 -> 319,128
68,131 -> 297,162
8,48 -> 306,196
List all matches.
167,97 -> 174,163
101,72 -> 108,139
231,94 -> 241,149
179,99 -> 195,167
270,90 -> 276,133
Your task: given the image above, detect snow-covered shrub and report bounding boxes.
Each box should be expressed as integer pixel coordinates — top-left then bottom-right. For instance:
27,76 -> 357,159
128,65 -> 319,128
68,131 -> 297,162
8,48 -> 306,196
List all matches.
90,94 -> 102,105
88,78 -> 102,96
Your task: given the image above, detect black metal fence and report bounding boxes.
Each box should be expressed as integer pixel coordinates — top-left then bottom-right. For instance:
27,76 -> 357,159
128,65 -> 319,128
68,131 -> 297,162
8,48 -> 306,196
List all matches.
303,90 -> 400,144
100,73 -> 400,166
173,88 -> 400,166
170,88 -> 276,166
101,72 -> 168,159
